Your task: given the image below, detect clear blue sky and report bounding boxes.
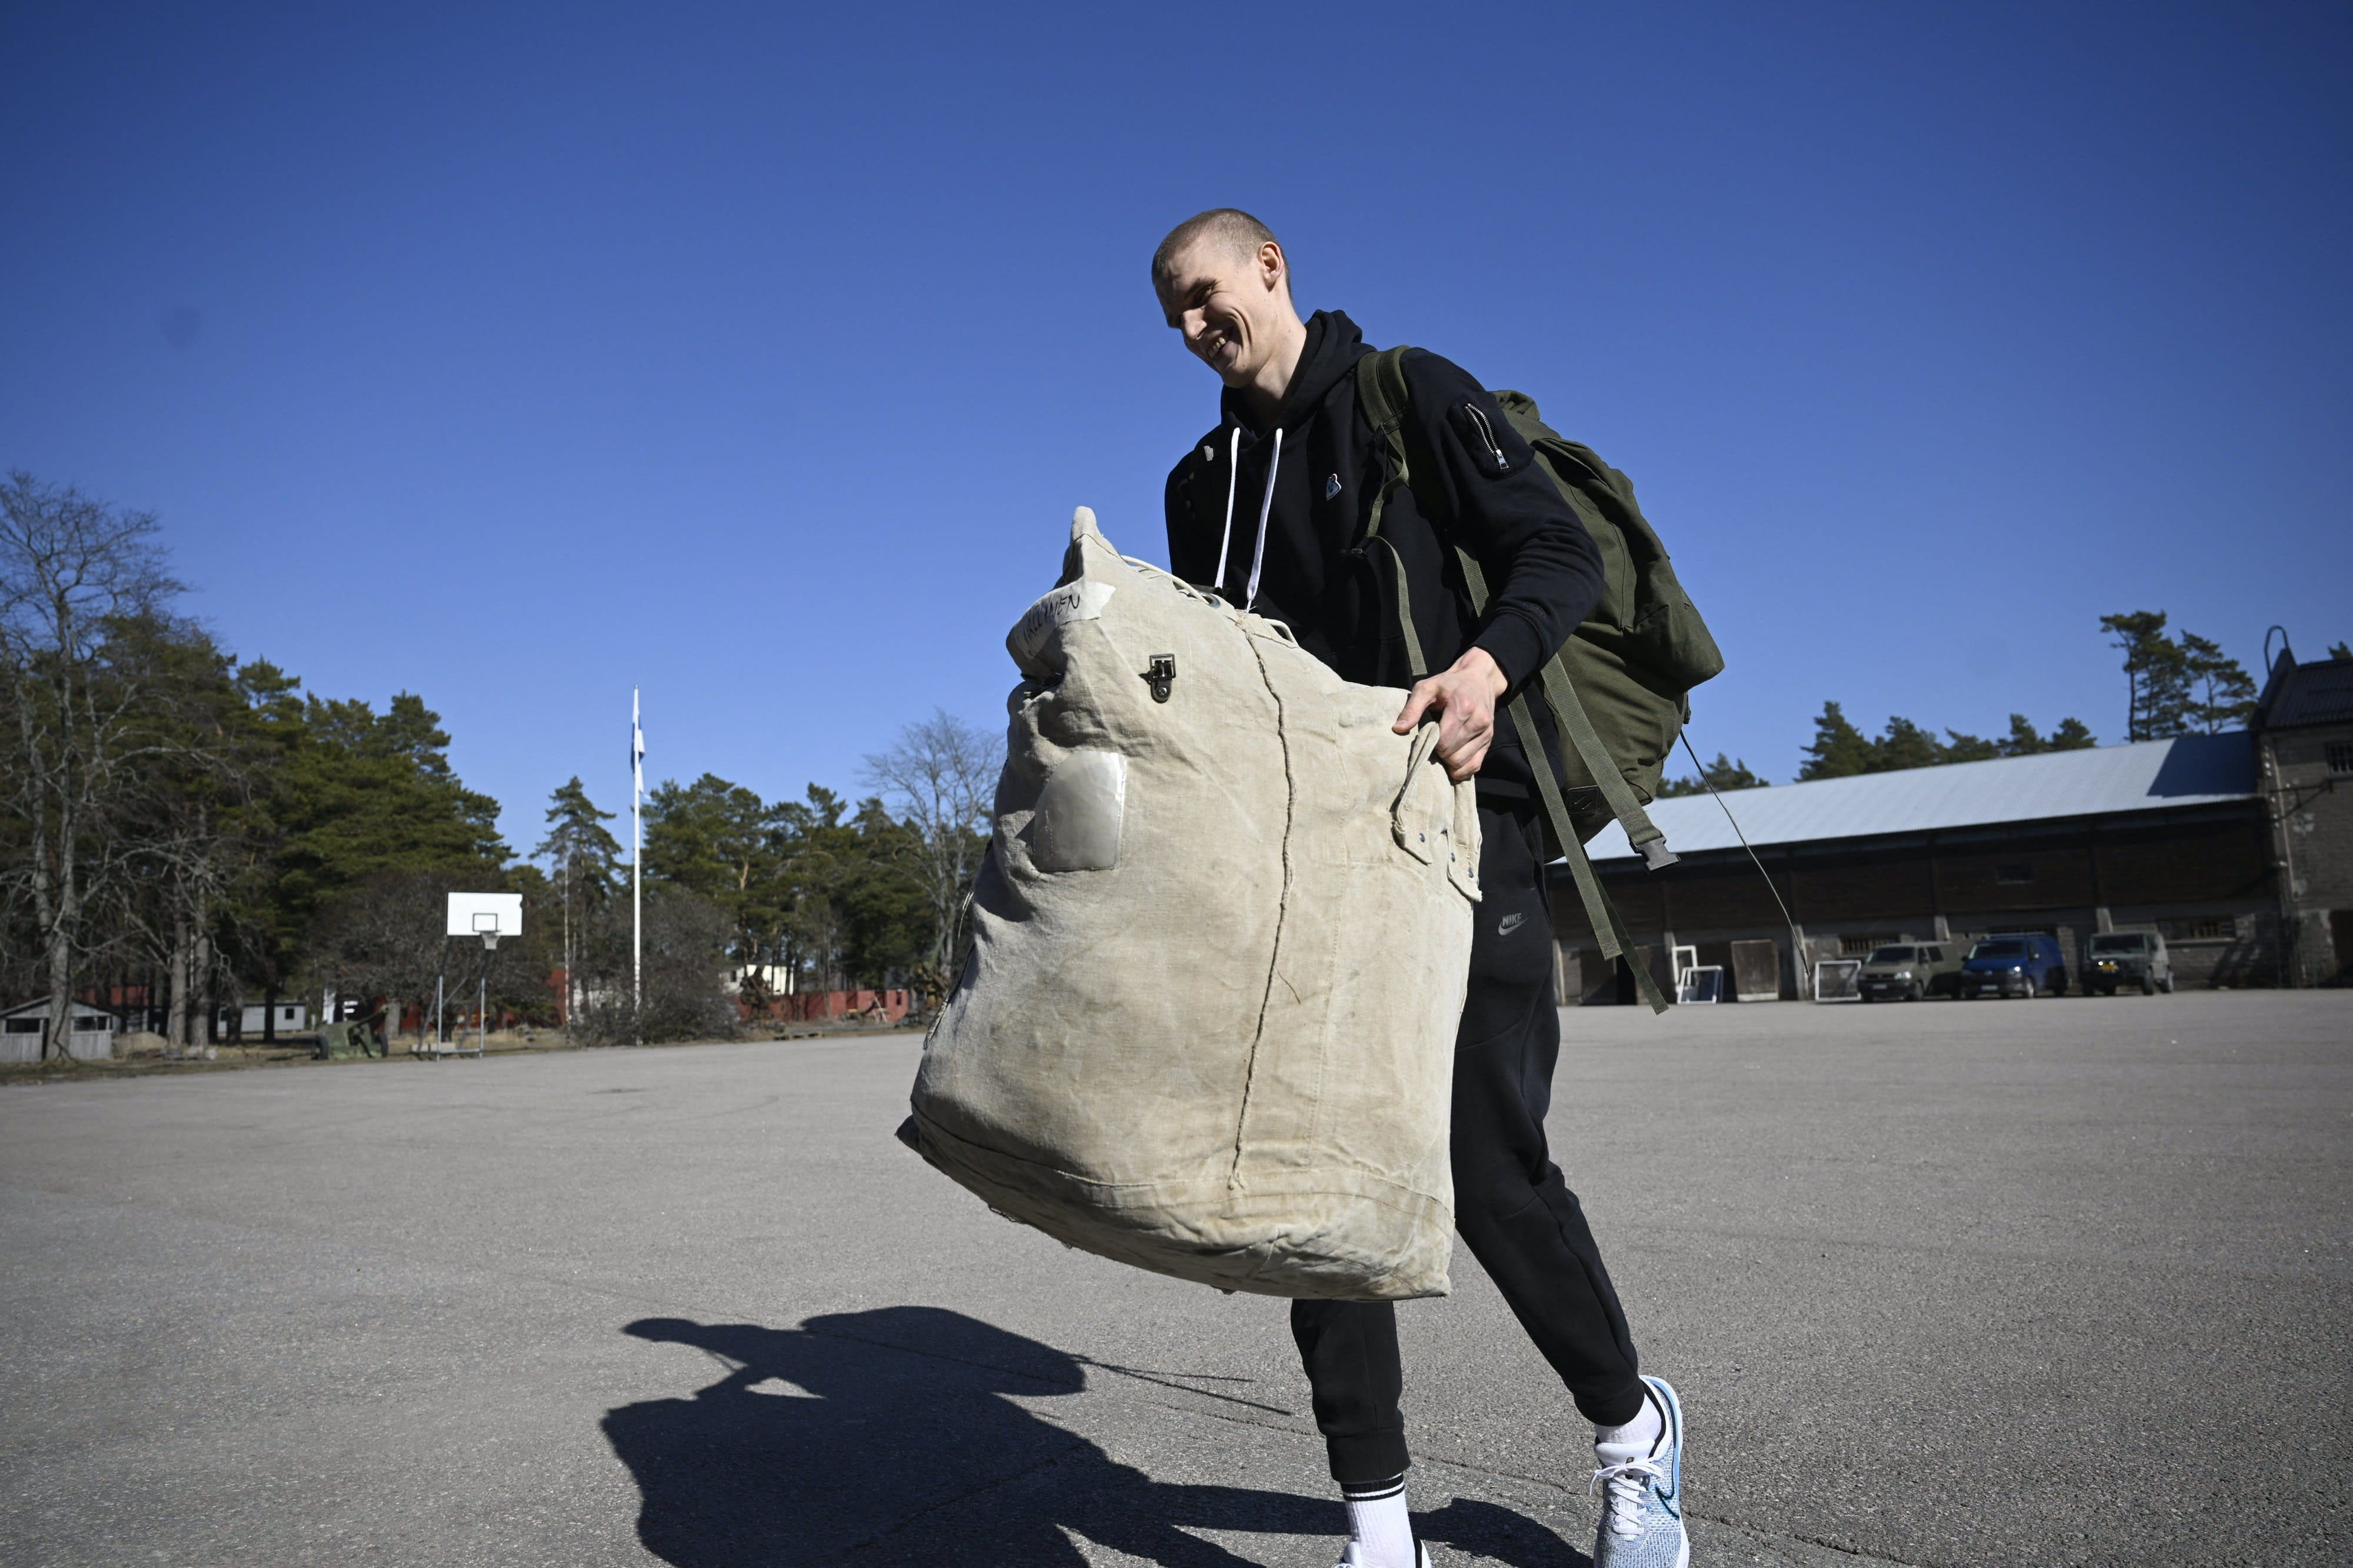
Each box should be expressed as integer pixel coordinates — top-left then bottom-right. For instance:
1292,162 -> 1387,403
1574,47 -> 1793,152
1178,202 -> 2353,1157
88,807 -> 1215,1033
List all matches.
6,3 -> 2348,859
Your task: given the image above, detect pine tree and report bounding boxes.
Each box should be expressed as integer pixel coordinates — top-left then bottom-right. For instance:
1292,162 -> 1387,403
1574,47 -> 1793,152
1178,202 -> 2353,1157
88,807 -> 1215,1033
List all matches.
2178,632 -> 2256,733
2001,715 -> 2048,756
536,778 -> 622,907
2098,611 -> 2193,741
245,685 -> 506,1023
2044,717 -> 2097,750
1874,717 -> 1944,772
1656,752 -> 1767,796
1941,727 -> 2002,763
2005,714 -> 2091,755
1811,705 -> 2100,782
1797,702 -> 1877,779
642,773 -> 781,976
535,778 -> 622,1038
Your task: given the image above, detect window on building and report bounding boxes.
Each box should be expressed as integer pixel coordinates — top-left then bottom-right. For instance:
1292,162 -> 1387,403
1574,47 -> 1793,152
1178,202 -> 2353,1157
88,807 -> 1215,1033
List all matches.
2328,741 -> 2352,776
2159,916 -> 2236,943
4,1019 -> 41,1034
1996,863 -> 2033,884
1840,933 -> 1899,955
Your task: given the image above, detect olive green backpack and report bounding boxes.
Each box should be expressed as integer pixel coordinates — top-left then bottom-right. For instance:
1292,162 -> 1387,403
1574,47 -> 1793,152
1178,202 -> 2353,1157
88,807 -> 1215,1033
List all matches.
1355,347 -> 1725,1011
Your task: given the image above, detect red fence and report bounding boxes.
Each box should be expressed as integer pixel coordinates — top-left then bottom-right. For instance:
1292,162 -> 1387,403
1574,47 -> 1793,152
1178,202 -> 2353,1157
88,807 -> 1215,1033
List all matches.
748,988 -> 912,1025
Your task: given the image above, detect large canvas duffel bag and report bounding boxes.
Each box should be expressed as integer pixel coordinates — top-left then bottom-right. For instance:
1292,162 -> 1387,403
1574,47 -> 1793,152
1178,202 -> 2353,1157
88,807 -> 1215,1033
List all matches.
898,508 -> 1480,1301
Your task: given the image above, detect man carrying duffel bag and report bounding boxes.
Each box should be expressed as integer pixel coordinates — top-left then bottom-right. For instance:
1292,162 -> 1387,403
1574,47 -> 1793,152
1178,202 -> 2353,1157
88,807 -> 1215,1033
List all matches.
1154,208 -> 1698,1568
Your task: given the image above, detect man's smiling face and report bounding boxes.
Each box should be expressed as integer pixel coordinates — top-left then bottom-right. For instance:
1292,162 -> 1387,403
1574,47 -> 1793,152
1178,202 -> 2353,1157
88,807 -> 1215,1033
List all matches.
1155,235 -> 1288,389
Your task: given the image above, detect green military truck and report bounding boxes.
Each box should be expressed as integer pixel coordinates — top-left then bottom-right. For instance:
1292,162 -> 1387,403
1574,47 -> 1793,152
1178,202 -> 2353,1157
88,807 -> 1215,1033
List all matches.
2083,929 -> 2174,995
1856,940 -> 1964,1002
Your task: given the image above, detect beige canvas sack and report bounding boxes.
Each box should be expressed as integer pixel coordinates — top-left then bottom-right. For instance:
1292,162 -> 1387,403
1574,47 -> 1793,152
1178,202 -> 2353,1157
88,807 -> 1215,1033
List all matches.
900,508 -> 1481,1301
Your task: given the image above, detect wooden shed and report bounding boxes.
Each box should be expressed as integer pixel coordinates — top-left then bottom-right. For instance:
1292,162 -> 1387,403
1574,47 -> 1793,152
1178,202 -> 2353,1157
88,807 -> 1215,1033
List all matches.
1,1000 -> 119,1063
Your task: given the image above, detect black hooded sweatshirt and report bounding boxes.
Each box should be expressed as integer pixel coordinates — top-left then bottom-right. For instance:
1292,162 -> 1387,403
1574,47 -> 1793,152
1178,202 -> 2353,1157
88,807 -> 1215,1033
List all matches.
1163,309 -> 1606,803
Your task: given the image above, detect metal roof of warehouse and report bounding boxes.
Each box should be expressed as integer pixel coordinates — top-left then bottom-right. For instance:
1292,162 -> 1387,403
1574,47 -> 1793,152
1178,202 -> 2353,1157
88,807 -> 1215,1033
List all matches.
1585,731 -> 2255,863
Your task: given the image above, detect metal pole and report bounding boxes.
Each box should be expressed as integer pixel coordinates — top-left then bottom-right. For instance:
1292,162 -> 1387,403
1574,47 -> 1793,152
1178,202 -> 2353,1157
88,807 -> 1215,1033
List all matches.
561,846 -> 573,1049
632,686 -> 644,1045
432,934 -> 455,1057
478,952 -> 488,1057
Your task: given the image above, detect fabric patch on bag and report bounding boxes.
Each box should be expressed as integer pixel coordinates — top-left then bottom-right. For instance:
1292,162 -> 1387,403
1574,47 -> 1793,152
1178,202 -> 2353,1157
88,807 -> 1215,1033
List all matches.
1008,580 -> 1118,670
1032,749 -> 1126,872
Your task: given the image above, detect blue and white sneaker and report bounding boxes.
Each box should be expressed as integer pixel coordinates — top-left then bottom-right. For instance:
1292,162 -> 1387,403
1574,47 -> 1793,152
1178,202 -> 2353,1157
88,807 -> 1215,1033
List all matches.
1590,1375 -> 1687,1568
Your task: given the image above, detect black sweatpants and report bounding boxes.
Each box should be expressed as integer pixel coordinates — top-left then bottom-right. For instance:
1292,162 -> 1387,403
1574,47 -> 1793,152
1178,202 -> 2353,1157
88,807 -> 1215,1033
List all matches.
1289,802 -> 1645,1484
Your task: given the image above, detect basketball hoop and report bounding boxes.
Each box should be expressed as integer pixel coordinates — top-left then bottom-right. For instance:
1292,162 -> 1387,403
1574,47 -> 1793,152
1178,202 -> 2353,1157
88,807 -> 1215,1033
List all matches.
428,893 -> 524,1059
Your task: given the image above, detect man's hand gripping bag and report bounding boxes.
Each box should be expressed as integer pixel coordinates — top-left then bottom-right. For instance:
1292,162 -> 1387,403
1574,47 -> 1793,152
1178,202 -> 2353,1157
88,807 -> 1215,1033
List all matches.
900,508 -> 1481,1301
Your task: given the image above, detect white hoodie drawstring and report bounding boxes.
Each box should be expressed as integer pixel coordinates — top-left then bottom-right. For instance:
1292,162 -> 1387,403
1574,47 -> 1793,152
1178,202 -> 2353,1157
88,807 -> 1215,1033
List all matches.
1212,424 -> 1241,589
1211,424 -> 1284,611
1245,426 -> 1281,611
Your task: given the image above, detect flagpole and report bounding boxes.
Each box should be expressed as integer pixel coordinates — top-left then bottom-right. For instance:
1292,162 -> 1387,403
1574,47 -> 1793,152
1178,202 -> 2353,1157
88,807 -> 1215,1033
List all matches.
632,686 -> 644,1046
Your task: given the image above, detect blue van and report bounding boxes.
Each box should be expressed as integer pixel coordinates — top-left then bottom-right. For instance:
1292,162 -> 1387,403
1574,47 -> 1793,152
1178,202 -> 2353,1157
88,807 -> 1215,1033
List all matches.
1959,934 -> 2067,999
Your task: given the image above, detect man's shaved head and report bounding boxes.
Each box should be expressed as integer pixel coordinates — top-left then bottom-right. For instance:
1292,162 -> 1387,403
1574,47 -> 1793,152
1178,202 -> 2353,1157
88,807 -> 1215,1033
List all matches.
1151,206 -> 1305,413
1151,208 -> 1281,286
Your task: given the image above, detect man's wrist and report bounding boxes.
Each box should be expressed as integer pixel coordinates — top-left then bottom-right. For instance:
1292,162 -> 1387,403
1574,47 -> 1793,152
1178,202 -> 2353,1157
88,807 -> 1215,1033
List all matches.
1459,645 -> 1509,698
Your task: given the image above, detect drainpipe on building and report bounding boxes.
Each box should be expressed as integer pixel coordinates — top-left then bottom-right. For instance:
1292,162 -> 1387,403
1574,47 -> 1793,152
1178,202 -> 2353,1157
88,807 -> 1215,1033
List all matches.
2261,732 -> 2302,987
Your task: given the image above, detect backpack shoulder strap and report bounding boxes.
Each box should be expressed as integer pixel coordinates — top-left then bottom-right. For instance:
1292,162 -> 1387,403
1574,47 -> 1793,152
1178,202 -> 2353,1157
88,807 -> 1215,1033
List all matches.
1354,348 -> 1671,1012
1358,353 -> 1678,867
1356,346 -> 1415,543
1355,346 -> 1428,678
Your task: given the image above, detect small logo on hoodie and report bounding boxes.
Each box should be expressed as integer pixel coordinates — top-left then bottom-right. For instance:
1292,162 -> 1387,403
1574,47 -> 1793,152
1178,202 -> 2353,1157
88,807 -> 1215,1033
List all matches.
1498,913 -> 1525,936
1324,473 -> 1342,500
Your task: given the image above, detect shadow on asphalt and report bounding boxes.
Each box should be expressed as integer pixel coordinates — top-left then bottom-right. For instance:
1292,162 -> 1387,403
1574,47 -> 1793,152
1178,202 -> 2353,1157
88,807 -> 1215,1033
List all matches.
604,1307 -> 1586,1567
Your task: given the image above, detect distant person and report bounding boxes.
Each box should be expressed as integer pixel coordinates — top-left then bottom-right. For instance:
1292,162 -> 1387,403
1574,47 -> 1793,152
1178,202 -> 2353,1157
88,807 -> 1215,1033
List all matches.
1152,209 -> 1688,1568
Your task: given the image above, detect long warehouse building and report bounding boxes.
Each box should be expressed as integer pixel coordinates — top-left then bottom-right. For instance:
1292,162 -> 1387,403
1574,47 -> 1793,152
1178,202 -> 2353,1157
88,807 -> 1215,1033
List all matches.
1554,727 -> 2297,1004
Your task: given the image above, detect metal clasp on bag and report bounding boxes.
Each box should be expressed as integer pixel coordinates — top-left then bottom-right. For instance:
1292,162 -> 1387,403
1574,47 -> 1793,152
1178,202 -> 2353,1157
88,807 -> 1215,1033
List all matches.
1143,655 -> 1175,703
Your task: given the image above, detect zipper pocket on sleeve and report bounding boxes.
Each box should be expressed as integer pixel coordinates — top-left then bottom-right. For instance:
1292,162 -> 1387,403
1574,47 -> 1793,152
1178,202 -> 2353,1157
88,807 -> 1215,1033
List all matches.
1464,404 -> 1510,475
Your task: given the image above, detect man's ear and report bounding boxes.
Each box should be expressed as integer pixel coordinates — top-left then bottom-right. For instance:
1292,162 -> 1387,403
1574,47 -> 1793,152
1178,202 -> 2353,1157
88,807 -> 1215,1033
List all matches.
1258,241 -> 1288,293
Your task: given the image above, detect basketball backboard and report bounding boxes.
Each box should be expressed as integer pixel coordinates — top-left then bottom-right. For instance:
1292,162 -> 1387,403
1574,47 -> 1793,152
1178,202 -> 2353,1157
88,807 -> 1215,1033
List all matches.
445,892 -> 524,940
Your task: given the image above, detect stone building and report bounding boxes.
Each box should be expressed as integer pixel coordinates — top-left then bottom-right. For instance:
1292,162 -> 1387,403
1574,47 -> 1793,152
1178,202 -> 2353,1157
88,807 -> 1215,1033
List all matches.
1555,729 -> 2302,1002
2254,645 -> 2353,985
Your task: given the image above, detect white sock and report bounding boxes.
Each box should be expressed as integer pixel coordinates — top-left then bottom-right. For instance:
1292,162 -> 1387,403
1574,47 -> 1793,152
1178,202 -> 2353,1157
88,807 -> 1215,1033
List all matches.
1594,1384 -> 1665,1464
1340,1474 -> 1417,1567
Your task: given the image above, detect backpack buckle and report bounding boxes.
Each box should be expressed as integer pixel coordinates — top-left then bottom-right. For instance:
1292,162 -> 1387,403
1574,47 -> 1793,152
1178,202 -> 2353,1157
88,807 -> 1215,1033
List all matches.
1144,655 -> 1176,703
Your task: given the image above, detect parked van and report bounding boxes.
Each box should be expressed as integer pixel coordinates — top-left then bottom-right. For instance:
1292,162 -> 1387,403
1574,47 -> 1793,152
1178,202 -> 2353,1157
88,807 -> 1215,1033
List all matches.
1959,934 -> 2068,999
1857,942 -> 1962,1002
2084,929 -> 2173,995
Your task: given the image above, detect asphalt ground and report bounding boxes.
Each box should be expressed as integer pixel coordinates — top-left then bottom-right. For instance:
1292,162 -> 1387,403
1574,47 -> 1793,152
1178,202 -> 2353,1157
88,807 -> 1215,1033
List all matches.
2,990 -> 2347,1567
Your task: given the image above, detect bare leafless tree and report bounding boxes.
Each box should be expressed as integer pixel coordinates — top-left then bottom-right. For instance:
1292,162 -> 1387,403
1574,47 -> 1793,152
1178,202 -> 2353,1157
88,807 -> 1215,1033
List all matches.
569,883 -> 736,1045
862,709 -> 1001,998
304,872 -> 477,1050
79,622 -> 265,1054
0,473 -> 186,1059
